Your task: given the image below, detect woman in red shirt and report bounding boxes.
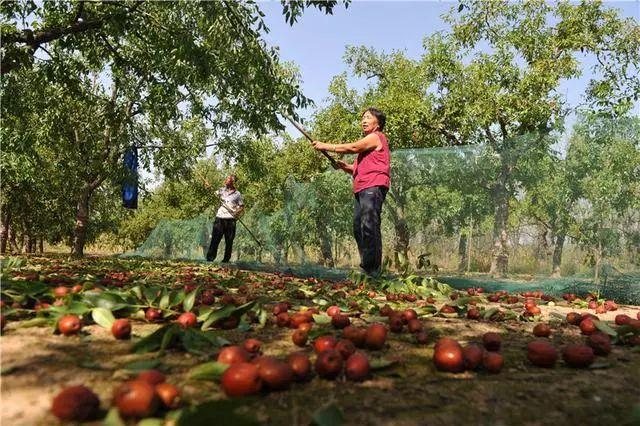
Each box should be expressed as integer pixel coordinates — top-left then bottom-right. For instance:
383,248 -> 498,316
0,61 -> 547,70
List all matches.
313,108 -> 390,276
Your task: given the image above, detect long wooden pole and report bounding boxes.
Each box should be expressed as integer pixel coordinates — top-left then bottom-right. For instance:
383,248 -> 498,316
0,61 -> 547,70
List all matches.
283,115 -> 339,167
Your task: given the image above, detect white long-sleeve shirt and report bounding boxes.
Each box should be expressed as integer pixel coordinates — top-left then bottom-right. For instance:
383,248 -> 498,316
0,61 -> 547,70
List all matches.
216,188 -> 244,219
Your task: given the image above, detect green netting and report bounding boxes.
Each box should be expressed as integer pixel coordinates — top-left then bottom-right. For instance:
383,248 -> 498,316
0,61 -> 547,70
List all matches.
439,268 -> 640,305
122,215 -> 211,260
125,142 -> 639,304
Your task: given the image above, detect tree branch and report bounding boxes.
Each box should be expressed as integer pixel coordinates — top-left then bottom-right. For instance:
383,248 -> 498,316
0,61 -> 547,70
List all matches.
89,176 -> 106,191
3,19 -> 104,49
1,1 -> 146,73
366,72 -> 385,80
422,120 -> 461,145
483,7 -> 501,42
498,115 -> 509,141
74,1 -> 85,23
484,125 -> 498,149
99,34 -> 127,65
529,210 -> 552,231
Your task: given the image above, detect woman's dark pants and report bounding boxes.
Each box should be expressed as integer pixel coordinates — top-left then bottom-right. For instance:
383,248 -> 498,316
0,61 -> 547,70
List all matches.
353,186 -> 387,275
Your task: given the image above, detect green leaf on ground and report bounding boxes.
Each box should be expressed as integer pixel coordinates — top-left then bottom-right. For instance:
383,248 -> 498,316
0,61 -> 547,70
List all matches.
184,286 -> 200,312
122,359 -> 163,372
180,328 -> 223,355
593,320 -> 618,337
201,300 -> 257,330
616,324 -> 640,337
15,317 -> 50,328
482,307 -> 499,319
312,314 -> 332,324
370,358 -> 397,370
49,301 -> 91,315
83,291 -> 128,311
138,419 -> 164,426
133,324 -> 177,354
103,407 -> 125,426
91,307 -> 115,328
159,288 -> 170,309
176,400 -> 260,426
159,323 -> 180,355
312,403 -> 344,426
308,328 -> 333,340
188,361 -> 230,381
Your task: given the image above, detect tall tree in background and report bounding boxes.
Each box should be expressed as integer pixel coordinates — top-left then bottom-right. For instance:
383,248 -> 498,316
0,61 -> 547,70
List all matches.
567,115 -> 640,281
521,153 -> 574,277
419,0 -> 639,274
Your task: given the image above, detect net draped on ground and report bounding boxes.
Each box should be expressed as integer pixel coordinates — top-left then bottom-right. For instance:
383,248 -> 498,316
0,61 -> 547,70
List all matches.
124,143 -> 640,304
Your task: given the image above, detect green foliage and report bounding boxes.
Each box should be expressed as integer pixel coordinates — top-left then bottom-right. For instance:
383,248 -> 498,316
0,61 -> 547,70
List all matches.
566,115 -> 640,272
132,323 -> 226,356
1,0 -> 347,255
176,399 -> 260,426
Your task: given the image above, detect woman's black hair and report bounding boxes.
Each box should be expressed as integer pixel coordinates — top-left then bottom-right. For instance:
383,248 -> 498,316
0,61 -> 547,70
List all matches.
362,107 -> 386,131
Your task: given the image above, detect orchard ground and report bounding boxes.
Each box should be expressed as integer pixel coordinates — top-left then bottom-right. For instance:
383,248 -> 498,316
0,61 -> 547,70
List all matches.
1,255 -> 639,425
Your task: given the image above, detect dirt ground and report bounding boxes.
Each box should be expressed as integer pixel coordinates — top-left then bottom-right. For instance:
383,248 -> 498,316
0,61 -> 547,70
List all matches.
2,298 -> 639,426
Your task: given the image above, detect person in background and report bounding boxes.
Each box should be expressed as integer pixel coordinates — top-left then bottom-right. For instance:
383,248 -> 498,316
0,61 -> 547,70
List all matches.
312,107 -> 390,276
204,174 -> 244,262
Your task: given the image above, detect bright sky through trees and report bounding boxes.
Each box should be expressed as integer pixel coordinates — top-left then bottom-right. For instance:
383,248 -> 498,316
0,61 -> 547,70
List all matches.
258,0 -> 639,135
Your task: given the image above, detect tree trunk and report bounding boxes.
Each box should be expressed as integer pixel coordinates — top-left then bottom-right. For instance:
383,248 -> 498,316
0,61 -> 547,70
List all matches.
8,227 -> 18,253
39,237 -> 44,254
467,215 -> 473,272
550,233 -> 565,278
489,167 -> 510,275
594,240 -> 602,283
28,235 -> 36,253
71,91 -> 115,257
394,219 -> 409,266
298,245 -> 307,264
316,219 -> 334,267
511,223 -> 520,260
393,205 -> 410,268
1,210 -> 10,254
385,190 -> 410,269
273,246 -> 281,266
457,230 -> 468,272
534,225 -> 549,260
319,238 -> 334,267
21,233 -> 29,253
73,186 -> 93,257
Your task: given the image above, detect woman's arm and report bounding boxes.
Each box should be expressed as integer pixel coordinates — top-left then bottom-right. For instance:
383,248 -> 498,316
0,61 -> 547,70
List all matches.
313,133 -> 381,154
335,160 -> 355,175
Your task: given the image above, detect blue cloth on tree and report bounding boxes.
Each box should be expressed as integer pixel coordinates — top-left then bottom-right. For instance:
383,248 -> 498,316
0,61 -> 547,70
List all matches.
122,147 -> 138,209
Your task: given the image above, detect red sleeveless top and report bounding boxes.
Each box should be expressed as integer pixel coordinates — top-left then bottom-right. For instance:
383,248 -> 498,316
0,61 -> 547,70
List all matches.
353,131 -> 391,193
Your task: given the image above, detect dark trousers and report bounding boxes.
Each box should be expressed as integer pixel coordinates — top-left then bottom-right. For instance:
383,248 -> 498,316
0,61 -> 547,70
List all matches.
207,218 -> 236,262
353,186 -> 387,275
